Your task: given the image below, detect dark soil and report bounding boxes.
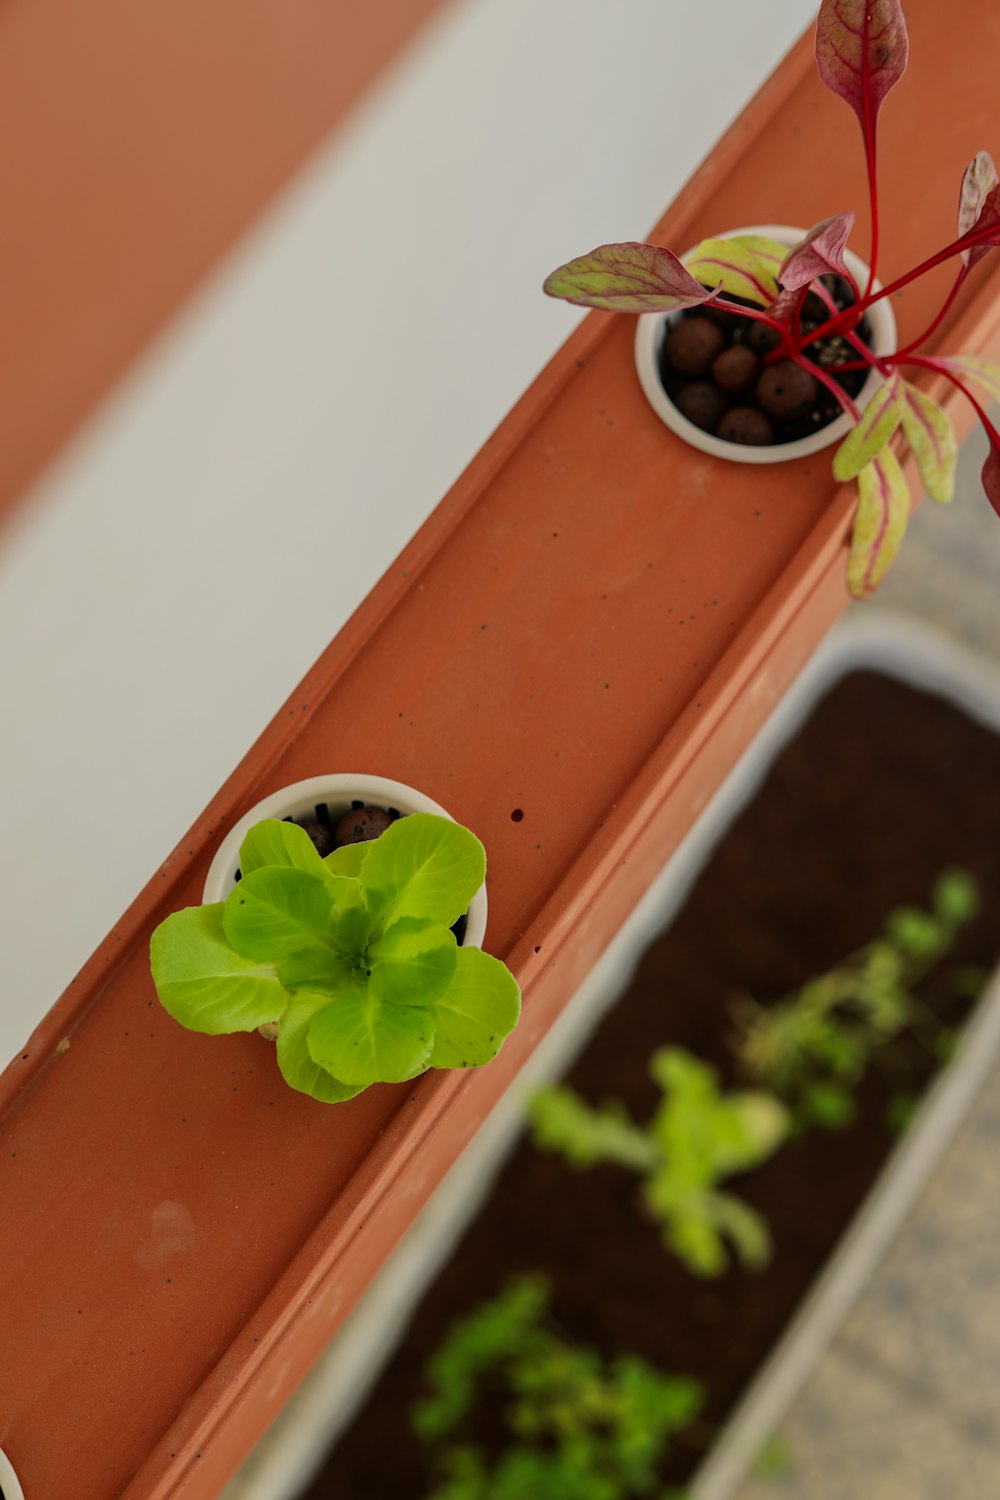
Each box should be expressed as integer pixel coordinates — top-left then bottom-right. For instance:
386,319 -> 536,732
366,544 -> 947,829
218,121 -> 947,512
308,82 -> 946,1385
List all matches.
659,275 -> 872,446
298,671 -> 1000,1498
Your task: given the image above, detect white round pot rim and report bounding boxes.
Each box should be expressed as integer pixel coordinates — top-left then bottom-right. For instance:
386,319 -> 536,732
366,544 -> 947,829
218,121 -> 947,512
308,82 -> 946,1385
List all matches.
634,223 -> 897,464
202,773 -> 488,948
0,1446 -> 25,1500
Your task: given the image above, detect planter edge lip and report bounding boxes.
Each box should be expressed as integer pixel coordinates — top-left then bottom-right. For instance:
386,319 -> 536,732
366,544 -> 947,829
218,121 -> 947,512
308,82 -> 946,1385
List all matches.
634,223 -> 897,463
0,1444 -> 26,1500
201,773 -> 488,950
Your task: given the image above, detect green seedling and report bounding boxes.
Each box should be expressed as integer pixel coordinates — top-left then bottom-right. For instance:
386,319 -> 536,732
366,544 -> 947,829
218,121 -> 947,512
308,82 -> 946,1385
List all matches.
733,870 -> 979,1130
531,1049 -> 788,1277
412,1276 -> 702,1500
752,1434 -> 795,1481
885,1092 -> 919,1136
150,813 -> 520,1102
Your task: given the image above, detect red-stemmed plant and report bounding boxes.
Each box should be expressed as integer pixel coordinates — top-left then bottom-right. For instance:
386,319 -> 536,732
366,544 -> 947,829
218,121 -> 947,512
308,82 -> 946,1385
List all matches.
544,0 -> 1000,596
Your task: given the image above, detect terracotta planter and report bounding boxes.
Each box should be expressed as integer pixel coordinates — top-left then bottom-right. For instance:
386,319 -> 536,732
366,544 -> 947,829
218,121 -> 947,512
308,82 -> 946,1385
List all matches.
634,224 -> 897,463
3,4 -> 1000,1498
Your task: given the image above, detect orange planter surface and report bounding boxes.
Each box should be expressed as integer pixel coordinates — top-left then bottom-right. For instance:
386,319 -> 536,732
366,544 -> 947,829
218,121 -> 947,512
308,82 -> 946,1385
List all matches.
4,3 -> 1000,1496
0,0 -> 454,532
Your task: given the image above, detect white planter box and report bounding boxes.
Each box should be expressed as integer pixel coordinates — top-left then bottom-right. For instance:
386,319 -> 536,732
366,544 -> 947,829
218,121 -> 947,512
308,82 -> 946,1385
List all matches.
223,611 -> 1000,1500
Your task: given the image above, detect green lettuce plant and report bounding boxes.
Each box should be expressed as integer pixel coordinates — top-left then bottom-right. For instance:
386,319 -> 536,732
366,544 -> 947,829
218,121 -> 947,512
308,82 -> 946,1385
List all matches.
150,813 -> 520,1103
412,1275 -> 701,1500
544,0 -> 1000,596
530,1049 -> 788,1277
732,870 -> 980,1130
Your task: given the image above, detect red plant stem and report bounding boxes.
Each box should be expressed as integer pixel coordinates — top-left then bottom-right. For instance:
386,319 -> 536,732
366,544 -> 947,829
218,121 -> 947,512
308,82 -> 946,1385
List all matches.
793,353 -> 860,421
769,330 -> 885,378
808,258 -> 862,314
902,354 -> 1000,439
810,279 -> 838,317
858,0 -> 881,303
704,297 -> 796,357
792,286 -> 807,345
863,125 -> 880,300
845,327 -> 891,377
764,278 -> 887,377
828,356 -> 885,373
892,266 -> 968,359
801,224 -> 996,350
819,280 -> 887,374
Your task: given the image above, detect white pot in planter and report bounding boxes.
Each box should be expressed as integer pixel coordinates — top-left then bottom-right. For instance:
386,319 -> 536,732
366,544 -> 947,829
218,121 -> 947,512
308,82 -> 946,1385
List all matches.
0,1446 -> 26,1500
634,223 -> 897,463
202,773 -> 488,949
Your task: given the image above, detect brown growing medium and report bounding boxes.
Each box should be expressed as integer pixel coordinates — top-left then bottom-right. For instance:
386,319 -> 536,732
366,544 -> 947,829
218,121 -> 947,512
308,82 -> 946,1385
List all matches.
299,671 -> 1000,1497
662,283 -> 872,446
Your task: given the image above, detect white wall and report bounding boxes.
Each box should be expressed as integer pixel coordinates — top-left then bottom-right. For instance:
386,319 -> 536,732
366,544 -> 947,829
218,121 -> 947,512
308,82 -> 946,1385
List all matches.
0,0 -> 816,1063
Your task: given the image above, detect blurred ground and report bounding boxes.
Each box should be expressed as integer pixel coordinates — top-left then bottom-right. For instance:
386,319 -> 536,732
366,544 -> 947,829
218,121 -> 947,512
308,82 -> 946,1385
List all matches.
730,422 -> 1000,1500
868,416 -> 1000,661
732,1049 -> 1000,1500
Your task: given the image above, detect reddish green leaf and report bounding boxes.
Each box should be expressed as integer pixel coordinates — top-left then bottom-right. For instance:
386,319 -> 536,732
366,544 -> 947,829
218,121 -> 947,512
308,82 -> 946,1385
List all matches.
768,288 -> 799,326
958,152 -> 998,270
910,356 -> 1000,521
728,234 -> 791,271
815,0 -> 908,143
982,432 -> 1000,519
954,181 -> 1000,266
682,236 -> 785,306
847,450 -> 910,598
543,242 -> 716,312
833,370 -> 904,480
932,354 -> 1000,404
778,214 -> 856,291
900,383 -> 956,504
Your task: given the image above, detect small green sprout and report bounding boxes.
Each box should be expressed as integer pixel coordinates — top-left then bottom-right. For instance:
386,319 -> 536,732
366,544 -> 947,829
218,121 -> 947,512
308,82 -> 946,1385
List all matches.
752,1434 -> 795,1480
733,870 -> 979,1130
530,1049 -> 788,1277
885,1092 -> 919,1135
150,813 -> 520,1102
412,1276 -> 702,1500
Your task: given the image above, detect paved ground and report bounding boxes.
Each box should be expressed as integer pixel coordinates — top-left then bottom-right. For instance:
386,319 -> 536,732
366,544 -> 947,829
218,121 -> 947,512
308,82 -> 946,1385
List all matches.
731,1054 -> 1000,1499
729,421 -> 1000,1500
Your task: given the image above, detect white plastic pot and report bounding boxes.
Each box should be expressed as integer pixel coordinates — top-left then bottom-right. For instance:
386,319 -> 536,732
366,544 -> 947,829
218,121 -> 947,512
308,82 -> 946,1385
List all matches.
202,773 -> 488,949
634,223 -> 897,463
0,1446 -> 26,1500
